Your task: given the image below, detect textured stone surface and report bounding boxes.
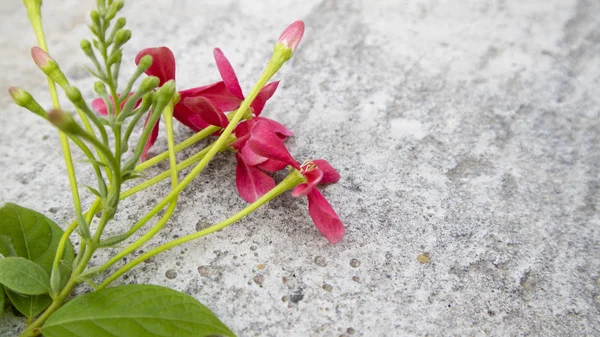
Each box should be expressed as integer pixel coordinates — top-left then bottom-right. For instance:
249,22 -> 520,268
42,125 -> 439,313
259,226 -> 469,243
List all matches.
1,0 -> 599,336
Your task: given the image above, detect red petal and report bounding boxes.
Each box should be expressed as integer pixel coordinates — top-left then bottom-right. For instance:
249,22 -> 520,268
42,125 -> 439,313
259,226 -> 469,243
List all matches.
257,159 -> 288,173
292,169 -> 323,197
92,97 -> 108,116
179,82 -> 242,113
135,47 -> 176,85
250,81 -> 279,116
141,112 -> 160,162
255,117 -> 293,138
306,189 -> 345,244
240,145 -> 268,166
248,121 -> 299,169
183,96 -> 229,128
235,153 -> 276,203
213,48 -> 244,100
313,159 -> 340,184
173,101 -> 210,132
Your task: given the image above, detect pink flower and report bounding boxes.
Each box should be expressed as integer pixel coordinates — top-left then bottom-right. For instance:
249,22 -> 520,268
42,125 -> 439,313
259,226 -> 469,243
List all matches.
232,118 -> 294,203
92,47 -> 241,160
246,123 -> 345,244
190,48 -> 280,129
277,20 -> 305,52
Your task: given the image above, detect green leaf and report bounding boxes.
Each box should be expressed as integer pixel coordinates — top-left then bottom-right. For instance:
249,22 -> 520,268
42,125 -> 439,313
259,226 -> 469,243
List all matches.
0,203 -> 75,276
6,290 -> 52,318
0,284 -> 5,316
42,284 -> 235,337
0,257 -> 50,295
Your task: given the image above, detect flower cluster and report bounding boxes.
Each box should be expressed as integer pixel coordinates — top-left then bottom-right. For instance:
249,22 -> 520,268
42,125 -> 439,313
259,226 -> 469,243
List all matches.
93,21 -> 345,244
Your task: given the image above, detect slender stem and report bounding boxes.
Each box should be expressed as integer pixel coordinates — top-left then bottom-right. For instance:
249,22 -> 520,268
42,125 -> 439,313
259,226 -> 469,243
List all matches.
134,125 -> 219,171
98,171 -> 304,289
90,103 -> 180,275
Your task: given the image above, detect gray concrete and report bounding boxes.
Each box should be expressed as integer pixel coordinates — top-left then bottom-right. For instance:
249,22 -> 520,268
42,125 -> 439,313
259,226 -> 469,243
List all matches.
1,0 -> 599,336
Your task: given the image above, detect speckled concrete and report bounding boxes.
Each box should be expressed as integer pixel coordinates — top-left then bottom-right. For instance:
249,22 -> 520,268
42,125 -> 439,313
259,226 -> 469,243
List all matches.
1,0 -> 599,336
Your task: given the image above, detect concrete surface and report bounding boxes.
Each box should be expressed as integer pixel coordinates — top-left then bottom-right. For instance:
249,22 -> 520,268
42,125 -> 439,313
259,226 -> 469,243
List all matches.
1,0 -> 599,336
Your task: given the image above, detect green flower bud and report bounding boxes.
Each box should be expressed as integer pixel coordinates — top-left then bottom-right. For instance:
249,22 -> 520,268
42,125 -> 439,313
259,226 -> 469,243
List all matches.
105,0 -> 124,21
80,39 -> 94,57
115,17 -> 126,30
48,109 -> 85,135
137,55 -> 153,72
94,81 -> 108,97
107,49 -> 122,67
64,85 -> 85,108
8,86 -> 47,118
90,10 -> 101,27
138,76 -> 160,93
114,29 -> 131,48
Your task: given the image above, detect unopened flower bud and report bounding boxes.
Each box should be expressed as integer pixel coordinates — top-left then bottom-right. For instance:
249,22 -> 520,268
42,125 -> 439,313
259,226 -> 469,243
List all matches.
115,17 -> 126,30
114,29 -> 131,49
276,20 -> 305,53
96,0 -> 106,10
154,79 -> 176,108
90,10 -> 101,27
48,109 -> 84,135
31,47 -> 70,88
94,81 -> 108,97
137,55 -> 153,73
107,49 -> 122,67
80,39 -> 94,57
64,86 -> 85,108
8,86 -> 47,118
105,0 -> 124,21
138,76 -> 160,93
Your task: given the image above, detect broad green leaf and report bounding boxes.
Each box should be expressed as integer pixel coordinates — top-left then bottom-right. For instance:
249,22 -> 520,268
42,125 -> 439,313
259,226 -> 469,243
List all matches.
6,290 -> 52,318
42,284 -> 236,337
0,284 -> 5,316
0,257 -> 50,295
0,203 -> 74,277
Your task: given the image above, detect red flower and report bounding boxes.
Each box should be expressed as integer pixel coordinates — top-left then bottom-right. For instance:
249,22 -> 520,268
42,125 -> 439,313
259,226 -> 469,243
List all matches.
232,118 -> 294,203
246,123 -> 345,244
92,47 -> 241,160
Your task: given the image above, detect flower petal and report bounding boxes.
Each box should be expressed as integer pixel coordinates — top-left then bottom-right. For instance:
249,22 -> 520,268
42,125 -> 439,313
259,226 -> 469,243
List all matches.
306,189 -> 345,244
183,96 -> 229,128
141,112 -> 160,162
135,47 -> 176,85
257,159 -> 289,173
173,101 -> 210,132
250,81 -> 279,116
240,145 -> 268,166
213,48 -> 244,100
235,153 -> 276,203
248,120 -> 299,169
313,159 -> 340,184
92,97 -> 109,116
179,81 -> 242,113
292,168 -> 323,197
255,116 -> 293,138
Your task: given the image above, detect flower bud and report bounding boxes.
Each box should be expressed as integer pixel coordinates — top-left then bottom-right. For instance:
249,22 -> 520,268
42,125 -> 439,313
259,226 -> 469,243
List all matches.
96,0 -> 106,10
136,55 -> 153,73
31,47 -> 70,88
80,39 -> 94,57
276,20 -> 305,53
8,86 -> 47,118
48,109 -> 84,135
90,10 -> 101,27
113,29 -> 131,49
115,17 -> 126,30
94,81 -> 108,97
64,86 -> 85,109
138,76 -> 160,93
107,49 -> 122,67
105,0 -> 124,21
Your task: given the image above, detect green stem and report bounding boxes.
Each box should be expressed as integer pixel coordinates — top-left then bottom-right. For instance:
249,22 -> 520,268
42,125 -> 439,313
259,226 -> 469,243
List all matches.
134,125 -> 219,171
98,170 -> 304,289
